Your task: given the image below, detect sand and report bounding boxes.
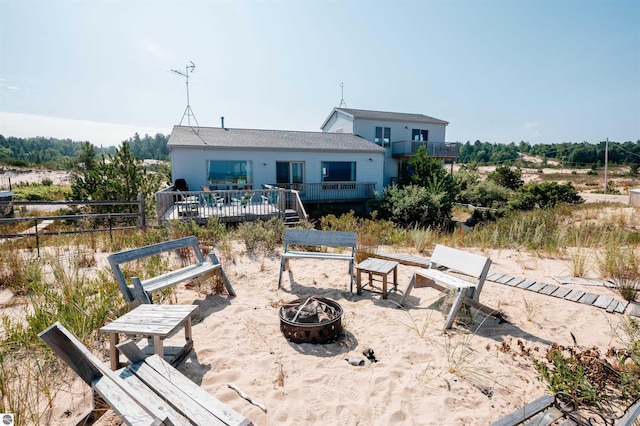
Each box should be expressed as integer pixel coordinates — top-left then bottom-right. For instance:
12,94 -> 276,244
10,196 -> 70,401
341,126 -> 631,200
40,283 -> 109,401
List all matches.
37,244 -> 639,426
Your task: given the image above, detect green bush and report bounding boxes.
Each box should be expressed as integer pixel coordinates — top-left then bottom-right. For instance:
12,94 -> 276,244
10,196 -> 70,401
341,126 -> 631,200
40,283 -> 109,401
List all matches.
377,183 -> 452,230
508,181 -> 583,211
487,165 -> 523,190
458,180 -> 512,209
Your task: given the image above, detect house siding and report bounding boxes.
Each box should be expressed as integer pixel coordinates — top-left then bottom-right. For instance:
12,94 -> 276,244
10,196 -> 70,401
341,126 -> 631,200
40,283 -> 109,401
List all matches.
321,110 -> 354,134
170,147 -> 384,193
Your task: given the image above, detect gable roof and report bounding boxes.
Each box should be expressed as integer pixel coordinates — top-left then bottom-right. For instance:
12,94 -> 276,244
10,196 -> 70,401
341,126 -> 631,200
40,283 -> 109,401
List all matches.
167,125 -> 385,153
320,107 -> 449,129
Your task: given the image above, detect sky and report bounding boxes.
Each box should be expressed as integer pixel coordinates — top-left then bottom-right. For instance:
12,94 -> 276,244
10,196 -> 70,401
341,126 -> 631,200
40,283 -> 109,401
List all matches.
0,0 -> 639,147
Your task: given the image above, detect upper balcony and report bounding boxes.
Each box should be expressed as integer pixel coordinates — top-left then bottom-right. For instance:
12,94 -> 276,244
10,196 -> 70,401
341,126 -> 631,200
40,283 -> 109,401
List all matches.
391,141 -> 461,160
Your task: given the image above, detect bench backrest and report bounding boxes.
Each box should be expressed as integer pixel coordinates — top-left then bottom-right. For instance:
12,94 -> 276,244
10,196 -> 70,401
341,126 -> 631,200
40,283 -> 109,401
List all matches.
430,244 -> 492,296
283,229 -> 357,249
108,236 -> 205,302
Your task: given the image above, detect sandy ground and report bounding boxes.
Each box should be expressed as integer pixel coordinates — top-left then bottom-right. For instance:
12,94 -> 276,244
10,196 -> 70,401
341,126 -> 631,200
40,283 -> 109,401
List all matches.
31,245 -> 639,426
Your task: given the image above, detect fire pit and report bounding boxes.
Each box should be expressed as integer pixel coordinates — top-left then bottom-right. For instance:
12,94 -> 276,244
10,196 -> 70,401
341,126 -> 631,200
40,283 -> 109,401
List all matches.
279,296 -> 343,344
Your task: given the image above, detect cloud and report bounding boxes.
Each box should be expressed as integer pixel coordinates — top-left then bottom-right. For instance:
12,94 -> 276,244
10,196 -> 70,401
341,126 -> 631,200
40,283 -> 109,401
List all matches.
0,112 -> 170,146
524,121 -> 539,129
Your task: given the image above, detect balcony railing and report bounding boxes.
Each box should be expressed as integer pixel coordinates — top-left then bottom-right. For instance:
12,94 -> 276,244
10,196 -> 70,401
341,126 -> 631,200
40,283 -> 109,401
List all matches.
270,182 -> 376,203
392,141 -> 461,159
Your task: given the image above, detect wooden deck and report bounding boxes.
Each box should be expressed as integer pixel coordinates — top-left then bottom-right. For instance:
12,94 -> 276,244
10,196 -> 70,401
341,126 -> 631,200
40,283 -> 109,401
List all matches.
161,200 -> 283,224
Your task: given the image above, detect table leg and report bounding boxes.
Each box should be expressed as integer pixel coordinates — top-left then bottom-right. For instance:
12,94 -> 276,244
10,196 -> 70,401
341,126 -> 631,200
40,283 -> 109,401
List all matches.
109,332 -> 119,370
184,316 -> 192,342
356,269 -> 363,295
153,335 -> 163,358
393,265 -> 398,291
382,274 -> 388,299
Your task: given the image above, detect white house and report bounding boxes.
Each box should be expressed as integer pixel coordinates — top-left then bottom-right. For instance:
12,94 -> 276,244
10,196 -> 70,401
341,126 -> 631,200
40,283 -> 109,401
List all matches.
167,125 -> 385,204
320,108 -> 457,186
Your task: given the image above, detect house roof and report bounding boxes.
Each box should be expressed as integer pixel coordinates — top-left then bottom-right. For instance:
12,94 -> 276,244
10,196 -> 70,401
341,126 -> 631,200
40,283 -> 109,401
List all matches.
167,125 -> 386,153
320,107 -> 449,129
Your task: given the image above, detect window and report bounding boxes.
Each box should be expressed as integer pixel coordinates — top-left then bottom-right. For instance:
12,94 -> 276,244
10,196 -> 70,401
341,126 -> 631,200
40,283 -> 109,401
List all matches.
412,129 -> 429,141
276,161 -> 304,184
207,160 -> 252,183
322,161 -> 356,182
375,127 -> 391,147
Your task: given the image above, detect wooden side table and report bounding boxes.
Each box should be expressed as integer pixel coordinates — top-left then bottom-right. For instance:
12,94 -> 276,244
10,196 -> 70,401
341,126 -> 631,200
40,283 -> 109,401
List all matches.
356,257 -> 399,299
100,304 -> 198,370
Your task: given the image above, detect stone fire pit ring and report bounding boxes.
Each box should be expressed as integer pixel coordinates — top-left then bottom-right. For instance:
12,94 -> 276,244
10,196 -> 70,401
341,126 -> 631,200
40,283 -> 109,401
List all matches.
279,296 -> 343,344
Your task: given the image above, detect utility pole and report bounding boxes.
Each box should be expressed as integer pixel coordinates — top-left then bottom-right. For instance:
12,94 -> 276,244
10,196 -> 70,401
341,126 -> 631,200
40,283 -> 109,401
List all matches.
604,138 -> 609,199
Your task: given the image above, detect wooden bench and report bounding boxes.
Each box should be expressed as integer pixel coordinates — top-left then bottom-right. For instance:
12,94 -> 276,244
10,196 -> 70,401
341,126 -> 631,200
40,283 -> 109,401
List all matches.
278,229 -> 357,292
400,244 -> 492,329
39,322 -> 253,426
490,394 -> 640,426
108,236 -> 235,305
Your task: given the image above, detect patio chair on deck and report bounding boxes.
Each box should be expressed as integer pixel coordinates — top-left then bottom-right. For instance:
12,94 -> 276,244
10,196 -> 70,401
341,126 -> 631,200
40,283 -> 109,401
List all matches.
232,192 -> 254,208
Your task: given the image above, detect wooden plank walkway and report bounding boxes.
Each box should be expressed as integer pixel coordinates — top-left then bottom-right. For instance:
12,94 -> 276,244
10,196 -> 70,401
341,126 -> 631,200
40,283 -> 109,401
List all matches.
486,272 -> 638,317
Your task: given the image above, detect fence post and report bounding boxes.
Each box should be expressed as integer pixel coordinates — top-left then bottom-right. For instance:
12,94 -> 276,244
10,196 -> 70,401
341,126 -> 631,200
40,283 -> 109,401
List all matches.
34,218 -> 40,257
137,193 -> 146,232
108,215 -> 113,242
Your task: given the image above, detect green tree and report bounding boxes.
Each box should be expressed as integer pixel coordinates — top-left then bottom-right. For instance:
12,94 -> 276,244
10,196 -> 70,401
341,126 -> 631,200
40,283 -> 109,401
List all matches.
70,142 -> 161,214
508,182 -> 584,211
487,165 -> 524,190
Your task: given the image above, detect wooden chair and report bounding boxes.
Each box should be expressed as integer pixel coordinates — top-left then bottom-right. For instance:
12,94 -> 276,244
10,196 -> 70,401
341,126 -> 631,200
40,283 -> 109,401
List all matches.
39,322 -> 253,426
400,244 -> 492,329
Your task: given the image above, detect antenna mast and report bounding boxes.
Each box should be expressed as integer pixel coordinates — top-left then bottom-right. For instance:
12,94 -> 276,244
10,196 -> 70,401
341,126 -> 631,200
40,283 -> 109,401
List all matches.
171,61 -> 199,127
339,82 -> 347,108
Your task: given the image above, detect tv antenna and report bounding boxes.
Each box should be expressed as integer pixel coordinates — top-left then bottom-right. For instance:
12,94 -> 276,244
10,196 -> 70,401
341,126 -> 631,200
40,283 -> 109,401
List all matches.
339,82 -> 347,108
171,61 -> 199,127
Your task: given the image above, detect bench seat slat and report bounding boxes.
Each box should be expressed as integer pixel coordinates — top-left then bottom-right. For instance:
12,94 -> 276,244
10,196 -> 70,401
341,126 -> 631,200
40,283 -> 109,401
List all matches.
130,355 -> 252,426
282,251 -> 353,260
93,375 -> 165,426
415,268 -> 477,290
141,262 -> 219,293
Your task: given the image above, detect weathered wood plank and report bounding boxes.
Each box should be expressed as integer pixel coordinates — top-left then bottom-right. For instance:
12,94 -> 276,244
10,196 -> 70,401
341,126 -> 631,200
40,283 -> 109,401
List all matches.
487,272 -> 504,281
517,280 -> 536,289
577,293 -> 598,306
614,300 -> 629,314
539,285 -> 559,296
593,295 -> 614,309
564,289 -> 585,302
526,282 -> 548,293
489,395 -> 555,426
550,287 -> 572,298
505,277 -> 525,287
497,275 -> 515,284
134,355 -> 253,426
374,251 -> 431,268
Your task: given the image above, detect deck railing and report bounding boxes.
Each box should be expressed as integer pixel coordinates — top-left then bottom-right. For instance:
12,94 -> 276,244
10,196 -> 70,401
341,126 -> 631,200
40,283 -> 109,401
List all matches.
269,182 -> 376,203
392,141 -> 461,158
155,187 -> 309,223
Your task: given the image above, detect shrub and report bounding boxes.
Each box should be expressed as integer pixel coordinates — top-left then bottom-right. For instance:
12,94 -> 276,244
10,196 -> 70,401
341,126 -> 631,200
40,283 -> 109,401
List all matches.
377,183 -> 452,230
487,165 -> 523,190
458,180 -> 511,209
508,181 -> 583,211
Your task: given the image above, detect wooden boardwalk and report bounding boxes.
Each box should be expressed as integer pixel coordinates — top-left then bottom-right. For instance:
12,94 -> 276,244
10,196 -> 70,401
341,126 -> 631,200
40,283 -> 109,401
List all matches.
486,272 -> 638,316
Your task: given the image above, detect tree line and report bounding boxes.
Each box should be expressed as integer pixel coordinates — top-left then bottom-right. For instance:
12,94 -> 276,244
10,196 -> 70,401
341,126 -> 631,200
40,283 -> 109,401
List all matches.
0,133 -> 170,169
459,139 -> 640,169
